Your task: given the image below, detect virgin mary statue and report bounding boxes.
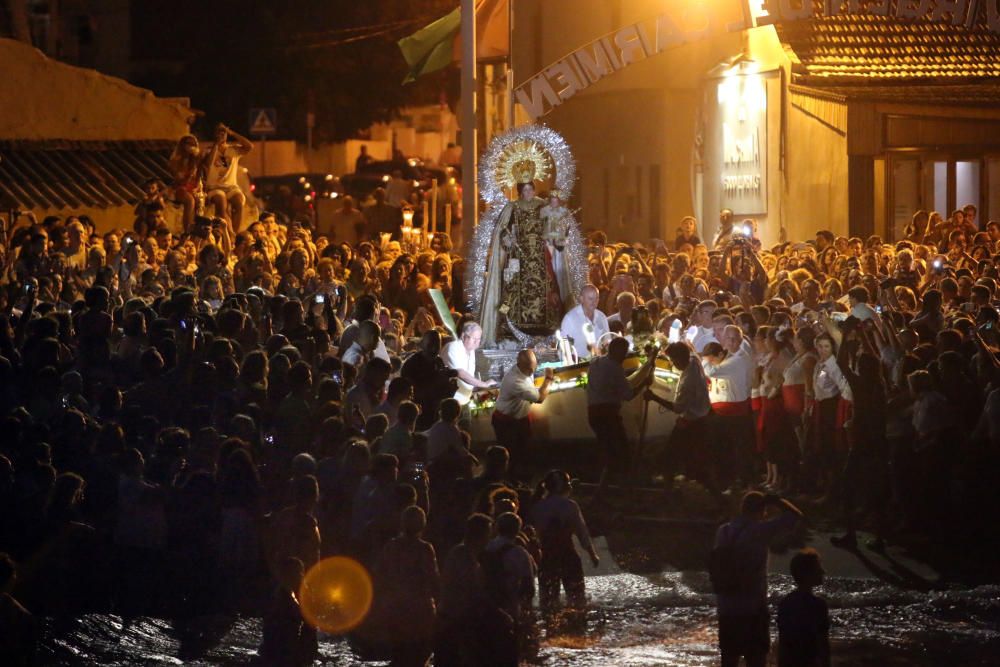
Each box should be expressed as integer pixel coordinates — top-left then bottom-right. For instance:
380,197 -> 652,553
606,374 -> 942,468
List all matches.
480,151 -> 574,346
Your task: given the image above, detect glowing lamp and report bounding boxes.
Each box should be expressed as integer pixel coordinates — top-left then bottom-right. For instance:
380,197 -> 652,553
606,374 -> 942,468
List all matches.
325,174 -> 334,181
298,176 -> 307,184
299,557 -> 373,634
382,174 -> 391,183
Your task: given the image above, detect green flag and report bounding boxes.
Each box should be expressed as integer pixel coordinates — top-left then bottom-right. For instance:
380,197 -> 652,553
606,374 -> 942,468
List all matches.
398,7 -> 461,84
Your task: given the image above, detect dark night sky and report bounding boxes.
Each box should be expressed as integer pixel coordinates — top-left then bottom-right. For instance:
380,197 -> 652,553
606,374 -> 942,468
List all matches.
129,0 -> 458,140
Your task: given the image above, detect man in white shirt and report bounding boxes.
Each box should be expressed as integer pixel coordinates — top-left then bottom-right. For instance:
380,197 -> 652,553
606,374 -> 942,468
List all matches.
493,350 -> 554,475
340,296 -> 391,363
560,284 -> 610,360
204,124 -> 253,231
847,285 -> 884,328
587,337 -> 656,497
687,299 -> 719,353
702,325 -> 755,489
341,320 -> 380,369
441,322 -> 497,428
712,208 -> 735,249
606,291 -> 636,329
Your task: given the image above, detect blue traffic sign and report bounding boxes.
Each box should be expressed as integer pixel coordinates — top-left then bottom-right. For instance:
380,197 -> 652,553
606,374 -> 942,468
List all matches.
248,108 -> 277,136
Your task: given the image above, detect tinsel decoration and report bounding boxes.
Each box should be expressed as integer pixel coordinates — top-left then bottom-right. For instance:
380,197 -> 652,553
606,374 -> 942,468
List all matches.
466,123 -> 587,323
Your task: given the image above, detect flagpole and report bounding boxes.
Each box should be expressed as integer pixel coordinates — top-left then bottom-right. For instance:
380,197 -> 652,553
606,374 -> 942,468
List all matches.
507,0 -> 515,129
461,0 -> 478,231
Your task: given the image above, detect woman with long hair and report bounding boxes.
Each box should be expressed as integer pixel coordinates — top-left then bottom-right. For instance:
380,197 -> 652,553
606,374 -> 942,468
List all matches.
784,327 -> 817,491
810,332 -> 846,493
168,135 -> 203,232
755,326 -> 795,491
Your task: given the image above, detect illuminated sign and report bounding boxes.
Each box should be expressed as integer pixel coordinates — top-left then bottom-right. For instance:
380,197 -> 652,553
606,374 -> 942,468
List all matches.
515,6 -> 721,120
718,74 -> 767,215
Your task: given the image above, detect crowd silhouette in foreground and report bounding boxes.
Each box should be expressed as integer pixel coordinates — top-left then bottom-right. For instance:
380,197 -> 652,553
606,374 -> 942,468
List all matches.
1,187 -> 999,666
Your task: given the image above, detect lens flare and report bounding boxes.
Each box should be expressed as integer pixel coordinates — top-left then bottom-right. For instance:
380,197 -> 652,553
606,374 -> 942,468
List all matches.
299,557 -> 373,634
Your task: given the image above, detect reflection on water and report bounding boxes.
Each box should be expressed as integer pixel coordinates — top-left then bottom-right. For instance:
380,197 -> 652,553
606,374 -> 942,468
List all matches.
41,570 -> 1000,666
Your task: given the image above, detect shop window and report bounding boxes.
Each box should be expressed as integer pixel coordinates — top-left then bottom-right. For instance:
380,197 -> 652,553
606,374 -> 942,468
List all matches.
988,160 -> 1000,224
932,162 -> 948,215
892,159 -> 919,241
956,161 -> 980,213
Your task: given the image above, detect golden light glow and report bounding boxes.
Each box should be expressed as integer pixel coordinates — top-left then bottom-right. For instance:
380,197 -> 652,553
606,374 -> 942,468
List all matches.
299,557 -> 373,634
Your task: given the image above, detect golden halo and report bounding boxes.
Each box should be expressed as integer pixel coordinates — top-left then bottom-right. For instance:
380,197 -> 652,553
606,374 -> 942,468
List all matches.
494,139 -> 553,189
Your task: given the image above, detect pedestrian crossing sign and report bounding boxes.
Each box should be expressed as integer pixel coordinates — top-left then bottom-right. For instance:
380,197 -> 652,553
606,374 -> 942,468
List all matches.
248,108 -> 277,136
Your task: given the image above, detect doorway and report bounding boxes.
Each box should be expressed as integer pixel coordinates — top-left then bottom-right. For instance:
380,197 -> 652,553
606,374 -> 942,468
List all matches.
883,154 -> 996,240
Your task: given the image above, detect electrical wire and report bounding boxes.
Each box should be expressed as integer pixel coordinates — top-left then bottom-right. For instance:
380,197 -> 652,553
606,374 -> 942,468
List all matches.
288,16 -> 436,51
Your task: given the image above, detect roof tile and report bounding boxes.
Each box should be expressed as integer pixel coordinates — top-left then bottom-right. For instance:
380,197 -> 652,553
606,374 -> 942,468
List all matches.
0,140 -> 174,210
777,15 -> 1000,83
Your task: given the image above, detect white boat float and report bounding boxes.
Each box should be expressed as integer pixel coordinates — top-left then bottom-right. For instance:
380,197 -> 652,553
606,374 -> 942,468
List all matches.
468,355 -> 680,447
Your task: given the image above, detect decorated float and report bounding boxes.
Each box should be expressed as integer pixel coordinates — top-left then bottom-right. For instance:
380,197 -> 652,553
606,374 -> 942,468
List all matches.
454,123 -> 681,446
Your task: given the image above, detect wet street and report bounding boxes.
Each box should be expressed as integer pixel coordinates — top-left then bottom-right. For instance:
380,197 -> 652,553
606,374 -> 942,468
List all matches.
40,523 -> 1000,666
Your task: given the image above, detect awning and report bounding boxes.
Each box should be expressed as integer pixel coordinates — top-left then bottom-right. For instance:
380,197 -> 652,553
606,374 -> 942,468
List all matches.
0,139 -> 174,211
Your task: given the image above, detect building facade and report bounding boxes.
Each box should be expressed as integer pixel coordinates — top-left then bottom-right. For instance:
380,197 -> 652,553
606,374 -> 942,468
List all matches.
0,37 -> 192,231
511,0 -> 1000,246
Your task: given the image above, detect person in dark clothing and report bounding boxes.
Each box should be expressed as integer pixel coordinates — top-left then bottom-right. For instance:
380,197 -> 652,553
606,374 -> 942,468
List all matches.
0,553 -> 37,667
257,557 -> 310,667
401,331 -> 457,431
777,549 -> 830,667
529,470 -> 599,615
830,321 -> 889,551
714,492 -> 803,667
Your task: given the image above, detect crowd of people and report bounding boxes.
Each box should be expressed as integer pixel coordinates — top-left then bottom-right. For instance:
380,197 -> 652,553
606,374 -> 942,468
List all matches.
1,140 -> 999,667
